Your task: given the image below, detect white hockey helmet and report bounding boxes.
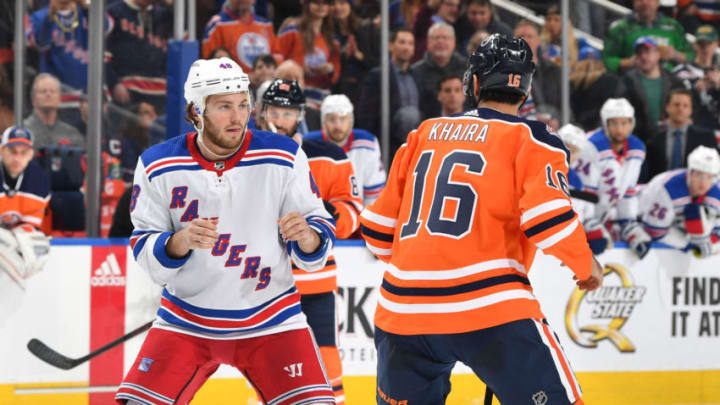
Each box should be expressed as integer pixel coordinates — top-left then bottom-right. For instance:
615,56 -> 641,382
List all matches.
600,98 -> 635,133
687,145 -> 720,177
321,94 -> 354,124
184,57 -> 251,118
557,124 -> 587,151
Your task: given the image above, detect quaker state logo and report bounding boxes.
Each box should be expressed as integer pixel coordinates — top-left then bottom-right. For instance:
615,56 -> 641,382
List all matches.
565,263 -> 646,352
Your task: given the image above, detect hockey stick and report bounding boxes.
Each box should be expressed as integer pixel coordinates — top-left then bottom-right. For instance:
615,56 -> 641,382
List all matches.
27,320 -> 153,370
484,386 -> 494,405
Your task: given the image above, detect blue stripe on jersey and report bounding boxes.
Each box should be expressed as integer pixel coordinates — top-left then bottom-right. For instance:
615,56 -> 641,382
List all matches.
248,130 -> 300,155
587,128 -> 646,153
131,230 -> 162,237
161,285 -> 298,318
382,274 -> 530,297
303,130 -> 323,141
235,158 -> 294,169
153,232 -> 192,269
364,182 -> 385,191
352,128 -> 378,142
132,233 -> 153,261
523,209 -> 575,238
148,165 -> 204,181
140,133 -> 191,168
157,303 -> 303,334
568,169 -> 583,190
303,139 -> 347,160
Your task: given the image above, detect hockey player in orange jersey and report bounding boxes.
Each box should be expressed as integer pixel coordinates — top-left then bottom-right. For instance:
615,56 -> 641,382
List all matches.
0,126 -> 51,325
360,34 -> 603,405
259,79 -> 363,404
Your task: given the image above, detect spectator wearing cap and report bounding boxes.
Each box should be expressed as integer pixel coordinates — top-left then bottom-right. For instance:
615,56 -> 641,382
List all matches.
436,74 -> 465,117
603,0 -> 693,73
454,0 -> 512,56
411,22 -> 466,120
676,0 -> 720,33
23,73 -> 85,150
672,25 -> 720,131
643,88 -> 718,181
358,28 -> 421,156
0,127 -> 50,231
618,36 -> 683,143
570,47 -> 622,130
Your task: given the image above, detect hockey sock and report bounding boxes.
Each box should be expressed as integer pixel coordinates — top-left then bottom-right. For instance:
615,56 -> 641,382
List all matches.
319,345 -> 344,404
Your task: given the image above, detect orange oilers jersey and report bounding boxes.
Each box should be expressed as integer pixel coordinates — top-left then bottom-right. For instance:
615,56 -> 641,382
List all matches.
273,24 -> 340,89
360,108 -> 594,335
201,8 -> 276,73
0,160 -> 51,230
293,139 -> 363,295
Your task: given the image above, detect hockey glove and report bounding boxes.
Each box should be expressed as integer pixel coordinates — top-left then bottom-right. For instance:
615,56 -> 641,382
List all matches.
584,219 -> 613,255
688,235 -> 720,258
0,228 -> 26,288
621,221 -> 652,259
12,226 -> 50,278
322,200 -> 339,220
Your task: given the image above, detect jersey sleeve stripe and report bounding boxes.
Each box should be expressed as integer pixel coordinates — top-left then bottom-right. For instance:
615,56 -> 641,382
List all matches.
360,208 -> 396,228
365,243 -> 392,257
152,232 -> 192,269
360,224 -> 394,242
535,219 -> 580,250
386,259 -> 527,281
378,288 -> 535,314
521,199 -> 571,225
118,383 -> 173,404
523,209 -> 575,238
381,274 -> 529,297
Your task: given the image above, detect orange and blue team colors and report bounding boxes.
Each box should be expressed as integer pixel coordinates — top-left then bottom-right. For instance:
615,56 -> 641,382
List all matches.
201,6 -> 276,73
292,139 -> 363,294
0,160 -> 50,231
273,24 -> 340,90
360,108 -> 594,336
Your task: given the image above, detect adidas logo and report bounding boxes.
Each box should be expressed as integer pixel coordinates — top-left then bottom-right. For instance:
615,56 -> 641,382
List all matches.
90,253 -> 126,286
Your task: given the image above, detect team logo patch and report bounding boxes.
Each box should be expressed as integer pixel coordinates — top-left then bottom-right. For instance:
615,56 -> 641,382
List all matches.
214,161 -> 225,170
236,32 -> 270,68
139,357 -> 154,372
532,391 -> 547,405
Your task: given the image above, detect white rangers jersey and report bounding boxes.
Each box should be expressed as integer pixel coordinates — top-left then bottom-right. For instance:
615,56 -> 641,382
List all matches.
129,130 -> 336,340
573,128 -> 646,223
305,129 -> 387,205
639,169 -> 720,244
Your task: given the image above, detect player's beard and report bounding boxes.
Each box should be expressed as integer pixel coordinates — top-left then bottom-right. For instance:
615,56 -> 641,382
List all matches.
327,128 -> 349,144
272,123 -> 299,137
204,119 -> 247,150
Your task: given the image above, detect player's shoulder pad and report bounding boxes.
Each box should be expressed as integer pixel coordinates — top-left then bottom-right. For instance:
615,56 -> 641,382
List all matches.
248,130 -> 300,157
663,169 -> 690,200
303,130 -> 324,141
627,134 -> 646,152
587,128 -> 610,152
302,138 -> 348,161
140,133 -> 191,168
20,159 -> 50,198
351,129 -> 378,142
705,183 -> 720,206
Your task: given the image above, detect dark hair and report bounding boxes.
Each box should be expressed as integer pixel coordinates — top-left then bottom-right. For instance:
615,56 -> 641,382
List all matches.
467,0 -> 491,8
436,74 -> 463,92
665,87 -> 693,107
391,28 -> 414,43
209,47 -> 232,59
252,54 -> 278,70
184,103 -> 199,127
299,3 -> 339,59
477,88 -> 526,105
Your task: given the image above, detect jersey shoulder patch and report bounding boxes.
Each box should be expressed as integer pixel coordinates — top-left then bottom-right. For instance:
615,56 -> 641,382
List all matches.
140,133 -> 192,167
248,130 -> 300,156
627,135 -> 646,152
663,170 -> 690,200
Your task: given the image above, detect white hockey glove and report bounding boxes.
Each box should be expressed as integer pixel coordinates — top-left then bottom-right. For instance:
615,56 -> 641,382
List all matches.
621,221 -> 652,259
0,228 -> 26,288
12,227 -> 50,278
584,218 -> 613,255
688,235 -> 720,258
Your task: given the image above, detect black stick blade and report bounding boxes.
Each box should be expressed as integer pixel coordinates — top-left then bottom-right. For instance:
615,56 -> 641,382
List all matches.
27,338 -> 77,370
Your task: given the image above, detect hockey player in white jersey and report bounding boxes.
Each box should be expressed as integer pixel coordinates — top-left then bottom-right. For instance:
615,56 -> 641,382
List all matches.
116,57 -> 336,405
558,124 -> 594,223
639,146 -> 720,258
305,94 -> 387,206
573,98 -> 650,257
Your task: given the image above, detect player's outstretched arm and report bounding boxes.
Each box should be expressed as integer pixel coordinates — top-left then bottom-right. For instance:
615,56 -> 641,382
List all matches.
576,256 -> 603,291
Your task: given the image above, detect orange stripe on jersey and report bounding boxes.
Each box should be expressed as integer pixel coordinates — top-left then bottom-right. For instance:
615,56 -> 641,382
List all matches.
292,254 -> 338,294
0,191 -> 50,228
363,110 -> 594,335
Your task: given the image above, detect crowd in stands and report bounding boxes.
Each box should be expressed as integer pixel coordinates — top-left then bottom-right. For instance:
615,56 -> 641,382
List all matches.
0,0 -> 718,253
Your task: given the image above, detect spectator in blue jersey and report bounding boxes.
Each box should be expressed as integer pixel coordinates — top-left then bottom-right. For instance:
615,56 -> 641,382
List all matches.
26,0 -> 113,109
23,73 -> 84,150
107,0 -> 173,114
